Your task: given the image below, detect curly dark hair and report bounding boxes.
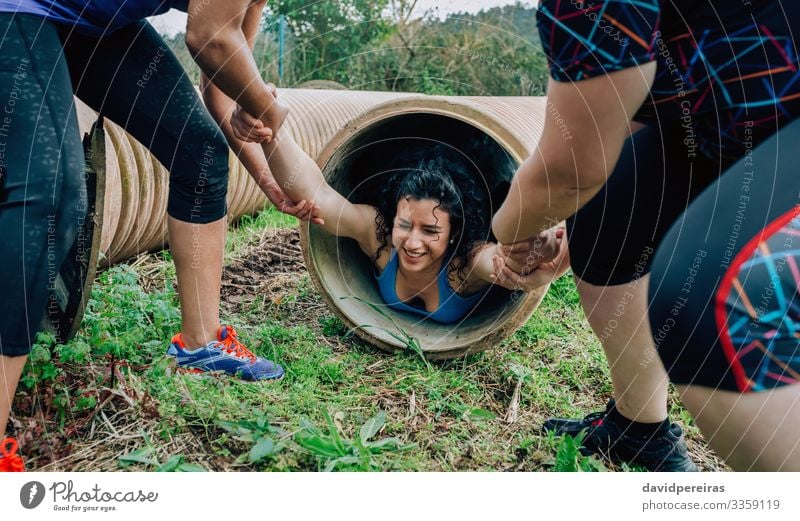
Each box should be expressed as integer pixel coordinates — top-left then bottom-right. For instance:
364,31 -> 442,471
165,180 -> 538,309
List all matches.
369,145 -> 493,281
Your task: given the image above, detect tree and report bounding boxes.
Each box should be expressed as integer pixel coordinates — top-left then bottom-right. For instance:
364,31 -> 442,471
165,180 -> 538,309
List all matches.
266,0 -> 393,85
158,1 -> 551,97
347,2 -> 550,95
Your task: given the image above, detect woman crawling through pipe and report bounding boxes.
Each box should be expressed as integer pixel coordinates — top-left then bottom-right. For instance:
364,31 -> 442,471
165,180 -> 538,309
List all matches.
217,87 -> 570,328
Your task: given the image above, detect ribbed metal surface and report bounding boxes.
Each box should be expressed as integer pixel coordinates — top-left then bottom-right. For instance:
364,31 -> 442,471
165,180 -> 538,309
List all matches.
461,96 -> 549,155
280,89 -> 416,159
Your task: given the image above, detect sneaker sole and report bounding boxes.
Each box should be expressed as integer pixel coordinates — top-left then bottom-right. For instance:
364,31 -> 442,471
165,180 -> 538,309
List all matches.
166,359 -> 285,382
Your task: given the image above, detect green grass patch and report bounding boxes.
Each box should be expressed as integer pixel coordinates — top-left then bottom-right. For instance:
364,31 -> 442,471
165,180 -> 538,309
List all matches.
15,206 -> 710,472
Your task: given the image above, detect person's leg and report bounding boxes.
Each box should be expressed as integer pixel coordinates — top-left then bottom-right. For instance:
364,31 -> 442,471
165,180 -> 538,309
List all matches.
677,385 -> 800,470
166,217 -> 226,347
0,355 -> 28,438
59,22 -> 229,348
649,118 -> 800,470
57,21 -> 282,380
0,14 -> 86,438
575,275 -> 668,423
544,124 -> 722,470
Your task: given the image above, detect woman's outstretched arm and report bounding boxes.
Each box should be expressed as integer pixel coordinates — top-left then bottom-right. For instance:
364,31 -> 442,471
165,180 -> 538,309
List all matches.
232,106 -> 381,254
199,1 -> 318,223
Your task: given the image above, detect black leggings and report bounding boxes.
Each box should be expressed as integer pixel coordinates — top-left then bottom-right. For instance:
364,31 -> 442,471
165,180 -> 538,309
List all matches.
649,119 -> 800,392
556,0 -> 800,393
0,14 -> 229,356
567,119 -> 800,392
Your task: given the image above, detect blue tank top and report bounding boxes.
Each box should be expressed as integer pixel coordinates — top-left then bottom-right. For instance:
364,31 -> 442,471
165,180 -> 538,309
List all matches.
0,0 -> 188,36
375,250 -> 486,325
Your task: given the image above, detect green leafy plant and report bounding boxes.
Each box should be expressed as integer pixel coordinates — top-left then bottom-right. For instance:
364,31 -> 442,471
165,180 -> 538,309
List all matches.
295,410 -> 413,471
119,446 -> 205,472
81,265 -> 180,364
461,407 -> 497,421
319,315 -> 348,337
551,432 -> 608,472
20,333 -> 61,390
216,412 -> 285,465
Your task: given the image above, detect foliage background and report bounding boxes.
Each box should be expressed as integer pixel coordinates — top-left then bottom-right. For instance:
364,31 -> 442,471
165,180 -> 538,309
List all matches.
165,1 -> 550,96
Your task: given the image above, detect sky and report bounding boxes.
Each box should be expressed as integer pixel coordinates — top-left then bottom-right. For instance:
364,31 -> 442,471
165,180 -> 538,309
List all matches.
148,0 -> 532,37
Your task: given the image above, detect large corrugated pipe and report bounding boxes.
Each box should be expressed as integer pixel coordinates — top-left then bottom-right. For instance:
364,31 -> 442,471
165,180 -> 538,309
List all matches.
303,95 -> 550,359
68,90 -> 550,359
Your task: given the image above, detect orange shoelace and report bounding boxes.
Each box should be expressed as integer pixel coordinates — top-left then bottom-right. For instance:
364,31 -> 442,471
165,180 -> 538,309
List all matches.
0,437 -> 25,472
218,326 -> 256,362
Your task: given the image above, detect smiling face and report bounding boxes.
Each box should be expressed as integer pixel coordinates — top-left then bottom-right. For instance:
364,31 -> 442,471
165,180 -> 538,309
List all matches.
391,197 -> 452,275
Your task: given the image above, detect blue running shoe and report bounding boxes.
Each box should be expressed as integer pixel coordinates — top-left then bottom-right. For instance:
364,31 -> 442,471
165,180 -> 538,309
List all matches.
167,325 -> 284,381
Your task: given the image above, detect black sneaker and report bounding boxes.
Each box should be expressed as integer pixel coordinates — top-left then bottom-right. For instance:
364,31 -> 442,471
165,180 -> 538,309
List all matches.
543,399 -> 698,472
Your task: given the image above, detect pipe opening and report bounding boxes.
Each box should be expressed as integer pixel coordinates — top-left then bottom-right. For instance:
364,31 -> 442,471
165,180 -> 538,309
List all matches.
309,112 -> 529,356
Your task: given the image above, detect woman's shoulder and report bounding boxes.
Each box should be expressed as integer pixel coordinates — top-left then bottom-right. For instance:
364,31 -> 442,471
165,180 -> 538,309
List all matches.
357,205 -> 393,274
373,246 -> 393,274
348,203 -> 388,265
446,257 -> 487,297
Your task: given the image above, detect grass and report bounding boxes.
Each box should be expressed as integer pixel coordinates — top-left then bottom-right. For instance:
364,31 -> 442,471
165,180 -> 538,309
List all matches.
10,205 -> 725,472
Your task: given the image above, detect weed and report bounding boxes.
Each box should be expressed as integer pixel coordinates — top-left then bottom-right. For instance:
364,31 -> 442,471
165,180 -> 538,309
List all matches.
20,333 -> 61,390
119,446 -> 206,472
551,432 -> 608,472
216,411 -> 286,465
295,410 -> 413,471
319,315 -> 348,337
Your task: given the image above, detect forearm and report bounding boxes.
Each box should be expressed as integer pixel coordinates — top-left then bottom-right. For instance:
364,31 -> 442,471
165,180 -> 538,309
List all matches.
201,76 -> 277,195
491,154 -> 603,244
261,130 -> 348,232
188,32 -> 273,121
262,130 -> 324,198
460,243 -> 499,293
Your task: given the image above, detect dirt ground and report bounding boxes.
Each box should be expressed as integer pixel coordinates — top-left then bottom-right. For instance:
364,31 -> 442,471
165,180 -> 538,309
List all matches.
221,228 -> 306,312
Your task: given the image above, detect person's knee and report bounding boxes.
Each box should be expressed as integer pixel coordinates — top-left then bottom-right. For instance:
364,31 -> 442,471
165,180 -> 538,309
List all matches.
0,343 -> 34,358
568,240 -> 654,287
167,128 -> 229,224
573,274 -> 605,310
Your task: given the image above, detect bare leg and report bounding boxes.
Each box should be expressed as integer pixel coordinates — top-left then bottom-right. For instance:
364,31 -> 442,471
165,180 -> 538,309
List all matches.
167,216 -> 226,347
0,355 -> 27,435
576,274 -> 669,422
678,384 -> 800,470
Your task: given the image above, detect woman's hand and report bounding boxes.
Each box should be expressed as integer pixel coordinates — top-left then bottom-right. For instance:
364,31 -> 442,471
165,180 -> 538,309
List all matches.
499,227 -> 564,275
265,180 -> 324,225
490,228 -> 569,292
230,83 -> 280,143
